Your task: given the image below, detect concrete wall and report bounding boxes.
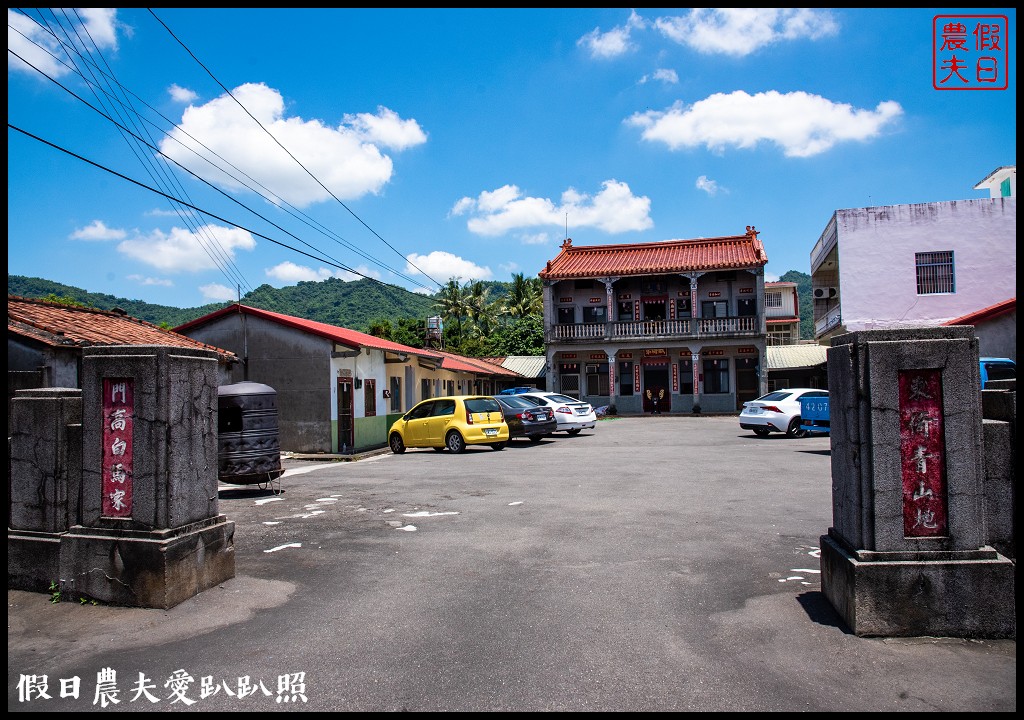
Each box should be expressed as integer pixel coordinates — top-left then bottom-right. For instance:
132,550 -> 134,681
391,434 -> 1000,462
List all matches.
972,311 -> 1017,361
185,314 -> 333,453
836,199 -> 1016,329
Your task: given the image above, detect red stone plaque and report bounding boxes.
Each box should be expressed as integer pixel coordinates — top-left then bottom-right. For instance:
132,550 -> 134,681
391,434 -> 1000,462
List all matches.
102,378 -> 134,518
899,369 -> 947,537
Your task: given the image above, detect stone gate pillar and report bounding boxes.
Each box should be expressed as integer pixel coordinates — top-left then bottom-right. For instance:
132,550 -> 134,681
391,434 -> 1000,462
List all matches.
59,345 -> 235,608
820,327 -> 1015,638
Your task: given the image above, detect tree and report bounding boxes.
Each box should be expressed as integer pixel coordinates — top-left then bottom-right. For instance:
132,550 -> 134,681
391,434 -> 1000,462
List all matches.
435,278 -> 470,350
504,272 -> 542,318
486,315 -> 544,356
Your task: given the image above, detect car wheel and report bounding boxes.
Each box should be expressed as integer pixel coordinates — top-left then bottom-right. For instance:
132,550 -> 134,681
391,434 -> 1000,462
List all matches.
786,418 -> 806,438
490,442 -> 507,451
446,431 -> 466,454
389,433 -> 406,454
753,427 -> 771,437
529,436 -> 542,443
567,428 -> 582,435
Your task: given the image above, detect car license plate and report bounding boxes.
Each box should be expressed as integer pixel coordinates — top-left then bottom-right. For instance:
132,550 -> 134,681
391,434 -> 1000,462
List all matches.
484,428 -> 498,436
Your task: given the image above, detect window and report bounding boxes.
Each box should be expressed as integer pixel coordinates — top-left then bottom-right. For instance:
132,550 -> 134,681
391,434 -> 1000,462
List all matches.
617,301 -> 634,321
389,376 -> 401,412
619,361 -> 634,396
703,359 -> 729,394
407,400 -> 434,420
421,378 -> 431,401
559,363 -> 580,394
586,363 -> 609,396
767,329 -> 793,346
431,399 -> 455,416
679,359 -> 693,394
582,305 -> 606,323
702,300 -> 728,318
676,297 -> 691,318
916,251 -> 955,294
557,306 -> 575,324
765,291 -> 782,308
737,298 -> 756,317
364,379 -> 377,416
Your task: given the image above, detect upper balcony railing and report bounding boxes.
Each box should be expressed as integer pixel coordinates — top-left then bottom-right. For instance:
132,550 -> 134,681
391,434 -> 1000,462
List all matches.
549,316 -> 759,342
814,305 -> 842,338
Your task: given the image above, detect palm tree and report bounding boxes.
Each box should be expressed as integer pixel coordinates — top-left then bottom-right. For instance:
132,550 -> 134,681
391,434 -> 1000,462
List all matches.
504,272 -> 542,318
435,278 -> 469,349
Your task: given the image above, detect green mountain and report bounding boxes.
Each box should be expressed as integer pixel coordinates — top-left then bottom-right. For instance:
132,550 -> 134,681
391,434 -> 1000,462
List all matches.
779,270 -> 813,340
8,274 -> 436,331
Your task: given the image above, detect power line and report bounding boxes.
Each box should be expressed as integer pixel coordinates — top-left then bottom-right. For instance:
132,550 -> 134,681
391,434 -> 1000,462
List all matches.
147,7 -> 444,290
7,37 -> 432,290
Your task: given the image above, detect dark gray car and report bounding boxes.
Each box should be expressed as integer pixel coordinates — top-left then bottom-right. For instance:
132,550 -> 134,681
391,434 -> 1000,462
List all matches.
493,394 -> 557,442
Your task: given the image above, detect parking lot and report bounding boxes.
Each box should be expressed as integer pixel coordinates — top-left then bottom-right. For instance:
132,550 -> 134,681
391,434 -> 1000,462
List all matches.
8,416 -> 1016,711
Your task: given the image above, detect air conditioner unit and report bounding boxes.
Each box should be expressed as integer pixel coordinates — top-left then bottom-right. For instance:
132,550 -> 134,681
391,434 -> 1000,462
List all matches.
813,287 -> 838,300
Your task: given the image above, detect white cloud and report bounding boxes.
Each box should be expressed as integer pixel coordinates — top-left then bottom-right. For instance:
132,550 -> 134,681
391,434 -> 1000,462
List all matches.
499,262 -> 520,274
578,9 -> 646,59
640,68 -> 679,85
200,283 -> 237,302
8,8 -> 120,77
455,180 -> 653,237
342,106 -> 428,150
519,232 -> 551,245
70,219 -> 127,241
117,224 -> 256,272
626,90 -> 903,158
655,8 -> 838,57
265,261 -> 382,285
168,84 -> 198,103
405,251 -> 492,282
695,175 -> 722,196
126,274 -> 174,287
158,83 -> 426,208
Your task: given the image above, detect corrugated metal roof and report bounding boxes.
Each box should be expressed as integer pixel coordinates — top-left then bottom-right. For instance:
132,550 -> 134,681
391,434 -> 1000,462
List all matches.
8,295 -> 237,363
538,230 -> 767,280
497,355 -> 546,378
767,344 -> 827,370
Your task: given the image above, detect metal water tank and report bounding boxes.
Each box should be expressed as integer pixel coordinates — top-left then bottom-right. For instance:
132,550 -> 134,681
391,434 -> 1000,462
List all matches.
217,381 -> 284,485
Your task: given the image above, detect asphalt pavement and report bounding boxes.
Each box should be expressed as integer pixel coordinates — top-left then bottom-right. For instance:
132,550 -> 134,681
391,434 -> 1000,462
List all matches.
7,415 -> 1016,711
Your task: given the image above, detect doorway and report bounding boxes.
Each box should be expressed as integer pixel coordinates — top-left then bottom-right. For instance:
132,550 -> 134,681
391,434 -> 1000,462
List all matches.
337,378 -> 353,453
642,367 -> 670,413
736,357 -> 759,410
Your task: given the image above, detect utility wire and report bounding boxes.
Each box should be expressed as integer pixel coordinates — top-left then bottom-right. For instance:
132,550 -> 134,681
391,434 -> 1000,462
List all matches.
11,9 -> 433,290
147,7 -> 444,290
8,123 -> 396,279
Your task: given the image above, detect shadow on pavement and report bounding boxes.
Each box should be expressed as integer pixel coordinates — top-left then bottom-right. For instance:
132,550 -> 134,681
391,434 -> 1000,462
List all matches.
797,591 -> 853,634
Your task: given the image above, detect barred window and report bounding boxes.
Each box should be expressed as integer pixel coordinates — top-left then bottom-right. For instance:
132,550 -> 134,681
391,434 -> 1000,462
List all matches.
765,291 -> 782,308
364,379 -> 377,417
916,251 -> 955,294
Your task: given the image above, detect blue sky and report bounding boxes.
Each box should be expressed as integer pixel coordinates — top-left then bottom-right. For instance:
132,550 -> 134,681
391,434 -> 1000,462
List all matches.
7,8 -> 1017,308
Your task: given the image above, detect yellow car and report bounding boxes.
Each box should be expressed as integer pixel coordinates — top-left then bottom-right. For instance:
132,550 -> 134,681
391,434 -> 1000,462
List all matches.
388,395 -> 509,454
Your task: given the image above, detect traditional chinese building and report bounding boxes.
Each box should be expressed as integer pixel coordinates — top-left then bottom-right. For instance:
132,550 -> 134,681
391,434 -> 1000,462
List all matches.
538,228 -> 769,414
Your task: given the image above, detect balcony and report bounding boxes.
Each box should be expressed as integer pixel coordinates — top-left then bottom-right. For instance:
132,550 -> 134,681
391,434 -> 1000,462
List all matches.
549,316 -> 759,342
814,305 -> 842,337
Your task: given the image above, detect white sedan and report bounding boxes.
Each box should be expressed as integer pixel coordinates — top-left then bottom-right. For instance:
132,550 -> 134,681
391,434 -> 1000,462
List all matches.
519,392 -> 597,435
739,388 -> 829,438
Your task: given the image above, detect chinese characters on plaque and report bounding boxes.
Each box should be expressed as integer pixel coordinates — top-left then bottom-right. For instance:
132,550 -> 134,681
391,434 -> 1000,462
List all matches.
102,378 -> 134,518
933,15 -> 1008,90
899,369 -> 947,537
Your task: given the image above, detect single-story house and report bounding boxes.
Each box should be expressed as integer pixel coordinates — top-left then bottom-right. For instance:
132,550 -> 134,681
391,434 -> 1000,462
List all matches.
175,304 -> 523,454
765,344 -> 828,392
8,294 -> 238,393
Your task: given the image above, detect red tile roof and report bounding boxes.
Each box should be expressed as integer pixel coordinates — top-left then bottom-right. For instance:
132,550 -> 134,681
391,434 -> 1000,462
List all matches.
176,304 -> 445,358
8,295 -> 238,363
176,304 -> 516,376
943,298 -> 1016,326
429,350 -> 521,377
538,228 -> 768,280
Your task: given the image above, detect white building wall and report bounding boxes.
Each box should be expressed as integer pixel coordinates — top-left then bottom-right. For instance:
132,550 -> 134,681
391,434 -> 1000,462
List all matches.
837,198 -> 1016,330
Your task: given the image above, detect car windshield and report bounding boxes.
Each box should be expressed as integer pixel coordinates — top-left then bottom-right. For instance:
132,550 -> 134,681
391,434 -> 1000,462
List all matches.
465,397 -> 501,413
755,391 -> 794,402
546,394 -> 579,403
498,396 -> 536,409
